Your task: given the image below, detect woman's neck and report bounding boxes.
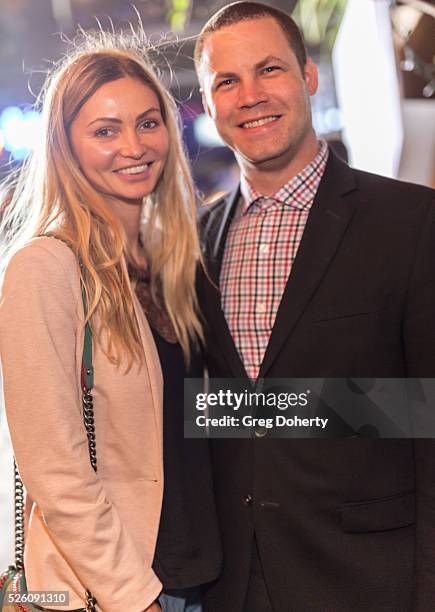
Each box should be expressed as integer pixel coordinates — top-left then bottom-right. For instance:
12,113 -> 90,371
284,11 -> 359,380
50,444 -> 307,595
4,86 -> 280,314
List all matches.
108,197 -> 143,261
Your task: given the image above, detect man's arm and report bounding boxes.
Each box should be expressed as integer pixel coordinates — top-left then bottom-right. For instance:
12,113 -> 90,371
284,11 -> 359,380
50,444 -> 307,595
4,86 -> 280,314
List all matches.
402,194 -> 435,610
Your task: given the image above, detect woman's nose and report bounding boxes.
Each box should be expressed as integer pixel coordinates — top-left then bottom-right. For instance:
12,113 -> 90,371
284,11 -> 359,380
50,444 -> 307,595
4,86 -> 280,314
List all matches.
119,130 -> 146,158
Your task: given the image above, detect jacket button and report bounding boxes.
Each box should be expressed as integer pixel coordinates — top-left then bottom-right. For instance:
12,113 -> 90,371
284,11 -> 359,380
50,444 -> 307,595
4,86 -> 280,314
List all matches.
255,426 -> 267,438
260,501 -> 280,511
243,494 -> 253,506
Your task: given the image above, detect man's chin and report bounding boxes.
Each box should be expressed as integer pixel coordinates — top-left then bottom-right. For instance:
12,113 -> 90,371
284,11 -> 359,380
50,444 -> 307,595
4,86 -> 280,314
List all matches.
236,147 -> 292,169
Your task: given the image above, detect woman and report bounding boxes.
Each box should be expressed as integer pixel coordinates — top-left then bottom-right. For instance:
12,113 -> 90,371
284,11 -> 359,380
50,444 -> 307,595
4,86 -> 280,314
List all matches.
0,31 -> 220,612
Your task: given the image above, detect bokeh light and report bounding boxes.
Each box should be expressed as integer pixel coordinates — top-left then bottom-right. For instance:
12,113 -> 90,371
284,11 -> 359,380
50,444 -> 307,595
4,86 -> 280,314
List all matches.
0,106 -> 42,161
193,113 -> 224,148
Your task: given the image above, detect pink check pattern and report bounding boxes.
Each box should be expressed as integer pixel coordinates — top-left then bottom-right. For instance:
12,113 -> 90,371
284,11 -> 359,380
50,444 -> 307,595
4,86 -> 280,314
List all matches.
220,141 -> 329,380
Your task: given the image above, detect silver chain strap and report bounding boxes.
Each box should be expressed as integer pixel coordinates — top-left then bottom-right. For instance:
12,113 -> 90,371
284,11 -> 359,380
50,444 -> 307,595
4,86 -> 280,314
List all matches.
13,460 -> 25,570
82,383 -> 97,612
82,385 -> 97,473
85,589 -> 97,612
9,240 -> 98,610
11,383 -> 98,611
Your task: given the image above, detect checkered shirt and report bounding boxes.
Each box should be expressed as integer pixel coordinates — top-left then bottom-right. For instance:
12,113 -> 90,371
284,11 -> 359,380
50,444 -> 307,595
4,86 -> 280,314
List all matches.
220,140 -> 329,380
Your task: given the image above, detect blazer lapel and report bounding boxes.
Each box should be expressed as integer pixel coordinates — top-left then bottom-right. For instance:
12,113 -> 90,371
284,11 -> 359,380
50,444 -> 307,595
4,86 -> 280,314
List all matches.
201,187 -> 249,379
259,152 -> 359,378
120,253 -> 164,463
132,294 -> 164,466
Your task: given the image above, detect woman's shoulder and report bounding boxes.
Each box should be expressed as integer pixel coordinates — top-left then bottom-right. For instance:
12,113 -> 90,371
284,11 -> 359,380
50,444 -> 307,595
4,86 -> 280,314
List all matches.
2,236 -> 81,298
6,235 -> 78,275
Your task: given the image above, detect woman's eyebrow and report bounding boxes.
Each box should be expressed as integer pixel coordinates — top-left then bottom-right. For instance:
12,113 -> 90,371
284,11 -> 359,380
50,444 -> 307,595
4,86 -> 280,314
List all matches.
87,107 -> 161,127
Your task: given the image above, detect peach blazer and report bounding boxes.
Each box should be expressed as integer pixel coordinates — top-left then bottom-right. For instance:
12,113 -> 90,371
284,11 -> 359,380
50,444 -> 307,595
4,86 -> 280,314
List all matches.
0,237 -> 164,611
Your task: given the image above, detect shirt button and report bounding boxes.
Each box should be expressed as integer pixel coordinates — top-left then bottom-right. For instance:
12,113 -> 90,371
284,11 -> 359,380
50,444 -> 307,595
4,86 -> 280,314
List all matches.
256,303 -> 266,314
243,494 -> 253,506
259,243 -> 269,254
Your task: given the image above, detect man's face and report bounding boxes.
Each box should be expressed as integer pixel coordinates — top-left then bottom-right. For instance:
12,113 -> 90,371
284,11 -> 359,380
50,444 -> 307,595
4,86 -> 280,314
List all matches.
199,17 -> 318,171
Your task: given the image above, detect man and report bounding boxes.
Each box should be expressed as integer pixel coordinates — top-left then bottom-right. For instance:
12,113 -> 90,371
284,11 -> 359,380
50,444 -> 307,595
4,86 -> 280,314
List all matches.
194,2 -> 435,611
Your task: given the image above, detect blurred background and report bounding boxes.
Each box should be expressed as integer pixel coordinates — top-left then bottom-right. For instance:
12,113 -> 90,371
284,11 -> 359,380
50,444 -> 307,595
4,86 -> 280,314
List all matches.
0,0 -> 434,567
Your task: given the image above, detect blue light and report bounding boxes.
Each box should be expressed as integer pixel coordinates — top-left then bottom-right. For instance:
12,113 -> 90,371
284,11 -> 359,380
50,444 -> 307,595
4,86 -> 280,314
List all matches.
0,107 -> 23,152
0,106 -> 42,160
193,113 -> 224,148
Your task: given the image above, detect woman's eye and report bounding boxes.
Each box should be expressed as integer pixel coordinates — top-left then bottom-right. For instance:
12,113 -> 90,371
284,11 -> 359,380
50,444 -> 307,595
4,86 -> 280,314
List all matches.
95,127 -> 114,137
140,119 -> 159,129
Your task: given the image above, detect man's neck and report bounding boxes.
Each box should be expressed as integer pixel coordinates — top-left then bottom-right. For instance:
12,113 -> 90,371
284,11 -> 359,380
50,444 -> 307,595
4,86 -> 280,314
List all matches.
239,134 -> 319,196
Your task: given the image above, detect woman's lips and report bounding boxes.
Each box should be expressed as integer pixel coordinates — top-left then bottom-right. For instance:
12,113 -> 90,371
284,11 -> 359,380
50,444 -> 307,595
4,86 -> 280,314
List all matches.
113,162 -> 154,180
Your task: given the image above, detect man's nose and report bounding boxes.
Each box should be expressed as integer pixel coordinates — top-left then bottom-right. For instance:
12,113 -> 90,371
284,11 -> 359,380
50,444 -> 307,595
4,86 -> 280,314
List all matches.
119,129 -> 146,158
238,78 -> 268,108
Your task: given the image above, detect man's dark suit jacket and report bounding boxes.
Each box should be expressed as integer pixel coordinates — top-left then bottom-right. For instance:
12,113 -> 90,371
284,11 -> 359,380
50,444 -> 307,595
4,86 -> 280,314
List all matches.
197,151 -> 435,612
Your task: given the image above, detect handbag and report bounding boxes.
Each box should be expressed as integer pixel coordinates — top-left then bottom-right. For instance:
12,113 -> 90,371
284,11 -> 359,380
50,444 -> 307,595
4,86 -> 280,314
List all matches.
0,283 -> 98,612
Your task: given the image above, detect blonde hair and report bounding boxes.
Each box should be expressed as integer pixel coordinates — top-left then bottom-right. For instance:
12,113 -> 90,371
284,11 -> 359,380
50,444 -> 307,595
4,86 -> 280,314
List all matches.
0,30 -> 202,367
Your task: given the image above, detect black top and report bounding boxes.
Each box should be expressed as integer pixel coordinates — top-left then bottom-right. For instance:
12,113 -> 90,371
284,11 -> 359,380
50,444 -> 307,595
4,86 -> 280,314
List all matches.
150,327 -> 222,590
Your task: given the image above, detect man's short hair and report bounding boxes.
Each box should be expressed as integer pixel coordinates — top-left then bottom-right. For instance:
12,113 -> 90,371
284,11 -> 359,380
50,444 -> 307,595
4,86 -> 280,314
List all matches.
194,1 -> 307,74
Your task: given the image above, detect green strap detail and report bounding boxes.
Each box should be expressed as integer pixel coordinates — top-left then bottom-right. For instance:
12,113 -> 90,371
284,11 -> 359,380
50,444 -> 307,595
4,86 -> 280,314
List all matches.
81,284 -> 93,391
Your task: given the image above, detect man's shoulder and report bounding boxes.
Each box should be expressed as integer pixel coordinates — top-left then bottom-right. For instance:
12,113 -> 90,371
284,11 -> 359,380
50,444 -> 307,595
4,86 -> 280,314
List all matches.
348,165 -> 435,205
324,154 -> 435,224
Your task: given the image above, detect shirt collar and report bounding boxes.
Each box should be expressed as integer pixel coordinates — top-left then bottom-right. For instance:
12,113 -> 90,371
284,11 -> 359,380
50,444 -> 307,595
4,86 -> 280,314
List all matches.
240,139 -> 329,214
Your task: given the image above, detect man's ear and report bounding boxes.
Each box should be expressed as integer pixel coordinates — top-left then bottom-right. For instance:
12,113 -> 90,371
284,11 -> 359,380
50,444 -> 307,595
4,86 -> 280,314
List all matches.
304,58 -> 318,96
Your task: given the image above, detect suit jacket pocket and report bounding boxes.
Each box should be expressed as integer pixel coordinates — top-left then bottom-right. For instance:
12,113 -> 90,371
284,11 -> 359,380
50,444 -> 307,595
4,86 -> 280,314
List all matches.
315,303 -> 391,323
341,491 -> 415,533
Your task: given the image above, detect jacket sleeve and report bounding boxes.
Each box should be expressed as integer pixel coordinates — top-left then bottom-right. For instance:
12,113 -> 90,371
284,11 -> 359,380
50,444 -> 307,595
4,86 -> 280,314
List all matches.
402,198 -> 435,610
0,243 -> 162,612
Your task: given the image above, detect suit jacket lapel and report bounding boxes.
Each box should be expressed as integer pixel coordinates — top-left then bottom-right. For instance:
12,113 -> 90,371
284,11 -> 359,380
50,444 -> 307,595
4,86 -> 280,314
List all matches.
259,152 -> 359,378
201,187 -> 249,379
206,186 -> 240,285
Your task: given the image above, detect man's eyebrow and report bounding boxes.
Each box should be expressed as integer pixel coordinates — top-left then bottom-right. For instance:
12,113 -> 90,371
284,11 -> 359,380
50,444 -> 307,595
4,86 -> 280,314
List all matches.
214,56 -> 288,79
214,70 -> 238,80
255,55 -> 288,70
87,107 -> 161,127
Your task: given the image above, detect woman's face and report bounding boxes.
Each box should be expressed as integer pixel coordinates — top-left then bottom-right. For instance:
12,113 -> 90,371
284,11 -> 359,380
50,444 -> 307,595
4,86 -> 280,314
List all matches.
70,76 -> 169,208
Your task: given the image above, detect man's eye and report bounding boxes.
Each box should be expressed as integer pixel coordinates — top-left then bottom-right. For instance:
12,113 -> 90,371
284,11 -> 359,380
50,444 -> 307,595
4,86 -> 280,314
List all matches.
217,78 -> 235,89
263,66 -> 280,74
